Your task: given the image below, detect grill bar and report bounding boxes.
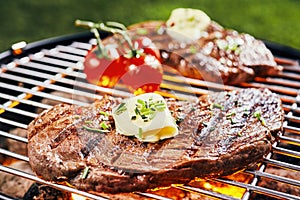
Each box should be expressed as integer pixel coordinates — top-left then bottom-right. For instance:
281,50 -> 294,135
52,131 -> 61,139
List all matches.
0,130 -> 28,143
0,34 -> 299,200
216,178 -> 300,200
272,146 -> 300,158
0,117 -> 28,129
0,82 -> 90,106
244,170 -> 300,188
0,193 -> 15,200
0,93 -> 52,110
264,158 -> 300,171
0,148 -> 29,162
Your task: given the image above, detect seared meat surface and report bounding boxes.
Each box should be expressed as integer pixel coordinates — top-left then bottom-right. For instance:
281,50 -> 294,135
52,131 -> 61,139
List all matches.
104,21 -> 282,85
27,88 -> 284,193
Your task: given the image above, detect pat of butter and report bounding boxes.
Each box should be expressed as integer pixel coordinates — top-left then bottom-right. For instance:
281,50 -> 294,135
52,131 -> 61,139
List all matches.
166,8 -> 211,42
112,93 -> 178,142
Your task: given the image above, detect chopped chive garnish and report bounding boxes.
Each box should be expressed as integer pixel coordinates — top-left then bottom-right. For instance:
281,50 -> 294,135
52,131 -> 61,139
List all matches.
100,121 -> 110,130
189,45 -> 197,54
253,111 -> 267,126
138,128 -> 143,138
133,97 -> 167,122
237,131 -> 242,137
135,107 -> 141,116
84,120 -> 93,124
226,112 -> 236,117
137,99 -> 145,106
210,103 -> 225,110
115,103 -> 127,115
213,103 -> 224,110
261,118 -> 266,126
253,111 -> 261,119
99,111 -> 109,116
228,117 -> 236,125
82,125 -> 109,133
74,115 -> 81,119
81,167 -> 89,179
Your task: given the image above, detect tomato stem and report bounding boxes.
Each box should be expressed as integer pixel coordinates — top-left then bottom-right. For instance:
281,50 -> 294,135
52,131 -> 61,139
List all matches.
75,19 -> 107,58
75,19 -> 136,56
98,22 -> 135,53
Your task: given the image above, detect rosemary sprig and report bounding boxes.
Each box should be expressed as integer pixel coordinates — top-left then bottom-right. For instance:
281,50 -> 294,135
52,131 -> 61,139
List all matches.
114,102 -> 127,115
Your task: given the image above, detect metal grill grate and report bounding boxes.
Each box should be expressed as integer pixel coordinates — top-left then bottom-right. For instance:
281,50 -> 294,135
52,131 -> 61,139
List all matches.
0,33 -> 299,200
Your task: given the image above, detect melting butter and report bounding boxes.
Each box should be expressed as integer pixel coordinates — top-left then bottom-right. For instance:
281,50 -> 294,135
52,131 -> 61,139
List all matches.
112,93 -> 178,142
166,8 -> 211,42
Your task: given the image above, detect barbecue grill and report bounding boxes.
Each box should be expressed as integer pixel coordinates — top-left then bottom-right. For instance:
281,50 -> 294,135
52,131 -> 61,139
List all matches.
0,31 -> 299,200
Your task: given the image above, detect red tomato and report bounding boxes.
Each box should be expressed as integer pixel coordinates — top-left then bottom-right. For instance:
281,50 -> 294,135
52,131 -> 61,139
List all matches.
119,50 -> 163,95
83,46 -> 123,88
83,36 -> 163,94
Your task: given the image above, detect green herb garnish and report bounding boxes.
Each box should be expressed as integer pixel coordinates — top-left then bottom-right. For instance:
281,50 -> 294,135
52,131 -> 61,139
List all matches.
115,102 -> 127,115
210,103 -> 225,110
226,111 -> 236,117
228,117 -> 236,125
84,120 -> 93,124
82,125 -> 109,133
226,112 -> 236,124
99,111 -> 109,116
237,131 -> 242,137
100,121 -> 110,130
253,110 -> 261,119
74,115 -> 81,119
189,45 -> 197,54
138,128 -> 143,138
134,98 -> 166,122
253,111 -> 267,126
81,167 -> 89,179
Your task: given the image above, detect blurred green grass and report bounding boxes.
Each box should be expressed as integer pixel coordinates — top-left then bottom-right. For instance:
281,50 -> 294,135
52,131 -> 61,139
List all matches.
0,0 -> 299,52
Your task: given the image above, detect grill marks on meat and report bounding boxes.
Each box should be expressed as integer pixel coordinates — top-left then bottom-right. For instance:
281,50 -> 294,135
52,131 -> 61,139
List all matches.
27,88 -> 284,193
106,21 -> 282,85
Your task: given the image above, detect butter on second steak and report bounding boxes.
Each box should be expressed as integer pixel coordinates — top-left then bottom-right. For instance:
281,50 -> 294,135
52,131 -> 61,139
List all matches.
166,8 -> 211,42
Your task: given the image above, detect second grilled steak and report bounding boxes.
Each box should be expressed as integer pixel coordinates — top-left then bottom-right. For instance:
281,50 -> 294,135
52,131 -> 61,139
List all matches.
104,21 -> 282,85
27,88 -> 284,193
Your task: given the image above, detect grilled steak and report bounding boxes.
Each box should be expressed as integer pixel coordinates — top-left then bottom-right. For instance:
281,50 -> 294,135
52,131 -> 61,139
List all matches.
27,88 -> 284,193
103,21 -> 282,85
